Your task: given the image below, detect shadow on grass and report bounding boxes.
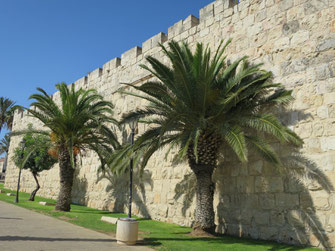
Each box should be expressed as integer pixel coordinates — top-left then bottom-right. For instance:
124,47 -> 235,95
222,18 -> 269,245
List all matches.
140,235 -> 310,250
0,236 -> 116,242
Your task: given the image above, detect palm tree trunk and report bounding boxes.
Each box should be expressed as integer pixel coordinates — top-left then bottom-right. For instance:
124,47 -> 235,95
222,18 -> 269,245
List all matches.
55,147 -> 74,211
29,172 -> 40,201
191,164 -> 216,233
187,134 -> 220,234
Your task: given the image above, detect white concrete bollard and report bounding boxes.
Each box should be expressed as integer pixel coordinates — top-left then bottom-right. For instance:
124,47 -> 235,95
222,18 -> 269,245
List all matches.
116,218 -> 139,245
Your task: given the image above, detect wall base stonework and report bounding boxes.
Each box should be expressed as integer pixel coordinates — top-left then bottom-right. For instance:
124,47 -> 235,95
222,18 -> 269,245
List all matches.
5,0 -> 335,249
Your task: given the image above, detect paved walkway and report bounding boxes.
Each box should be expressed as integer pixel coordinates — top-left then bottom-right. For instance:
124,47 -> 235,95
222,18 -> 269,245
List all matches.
0,201 -> 152,251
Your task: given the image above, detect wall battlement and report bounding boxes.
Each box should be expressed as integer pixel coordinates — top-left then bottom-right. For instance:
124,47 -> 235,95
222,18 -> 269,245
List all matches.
6,0 -> 335,249
70,0 -> 242,89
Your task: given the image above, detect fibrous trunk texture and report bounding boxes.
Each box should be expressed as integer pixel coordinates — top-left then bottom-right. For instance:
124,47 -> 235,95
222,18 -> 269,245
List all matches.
28,172 -> 40,201
188,133 -> 220,234
192,164 -> 216,233
55,147 -> 74,211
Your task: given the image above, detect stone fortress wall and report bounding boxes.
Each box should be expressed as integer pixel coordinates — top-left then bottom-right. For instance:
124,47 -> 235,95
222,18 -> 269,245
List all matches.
4,0 -> 335,249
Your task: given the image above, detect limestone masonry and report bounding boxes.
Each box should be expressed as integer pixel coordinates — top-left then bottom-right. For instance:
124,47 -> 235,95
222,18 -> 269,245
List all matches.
5,0 -> 335,249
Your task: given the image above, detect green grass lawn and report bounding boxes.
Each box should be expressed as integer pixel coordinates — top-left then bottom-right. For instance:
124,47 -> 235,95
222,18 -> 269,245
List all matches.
0,184 -> 321,251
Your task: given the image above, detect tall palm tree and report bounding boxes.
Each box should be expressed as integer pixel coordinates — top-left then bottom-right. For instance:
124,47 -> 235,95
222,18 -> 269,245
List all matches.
0,97 -> 16,133
26,83 -> 120,211
111,40 -> 303,233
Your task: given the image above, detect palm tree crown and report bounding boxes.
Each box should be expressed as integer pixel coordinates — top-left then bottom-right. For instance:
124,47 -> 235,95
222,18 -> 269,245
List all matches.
28,83 -> 120,163
118,40 -> 302,168
0,97 -> 16,133
112,40 -> 303,232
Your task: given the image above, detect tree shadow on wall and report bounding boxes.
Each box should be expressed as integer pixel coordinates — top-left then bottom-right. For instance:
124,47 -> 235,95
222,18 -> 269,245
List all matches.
71,170 -> 89,205
96,168 -> 153,218
173,109 -> 334,250
95,124 -> 153,218
214,107 -> 334,250
174,147 -> 334,249
215,148 -> 334,250
174,173 -> 196,217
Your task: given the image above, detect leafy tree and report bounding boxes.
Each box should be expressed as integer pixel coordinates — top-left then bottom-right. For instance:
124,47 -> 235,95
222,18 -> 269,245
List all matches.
110,40 -> 303,233
23,83 -> 120,211
0,134 -> 10,156
0,97 -> 16,133
13,130 -> 57,201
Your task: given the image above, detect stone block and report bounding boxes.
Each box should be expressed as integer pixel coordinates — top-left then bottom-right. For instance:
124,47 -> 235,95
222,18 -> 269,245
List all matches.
259,226 -> 279,241
275,193 -> 299,208
39,201 -> 54,206
317,38 -> 335,52
281,58 -> 309,76
254,211 -> 270,226
329,104 -> 335,118
274,37 -> 290,51
214,1 -> 224,16
324,93 -> 335,105
315,64 -> 333,81
270,211 -> 286,226
6,193 -> 15,196
230,194 -> 258,208
168,20 -> 183,39
255,177 -> 284,193
327,136 -> 335,150
121,46 -> 142,66
331,20 -> 335,33
248,160 -> 263,176
154,193 -> 161,204
236,177 -> 254,193
279,0 -> 294,11
199,2 -> 214,22
88,68 -> 102,82
248,23 -> 263,36
282,20 -> 300,36
255,9 -> 267,22
200,27 -> 210,37
287,209 -> 305,228
317,106 -> 328,119
142,38 -> 152,53
259,194 -> 275,209
101,216 -> 118,224
304,0 -> 329,15
103,58 -> 121,73
74,76 -> 88,87
142,33 -> 167,52
291,30 -> 309,45
152,32 -> 168,48
183,15 -> 199,30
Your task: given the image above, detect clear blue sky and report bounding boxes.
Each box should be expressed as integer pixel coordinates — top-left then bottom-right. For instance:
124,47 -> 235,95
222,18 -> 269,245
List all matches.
0,0 -> 213,141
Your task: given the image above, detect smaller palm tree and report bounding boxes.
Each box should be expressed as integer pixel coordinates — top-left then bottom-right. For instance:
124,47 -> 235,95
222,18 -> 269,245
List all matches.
21,83 -> 120,211
0,134 -> 10,174
0,97 -> 17,133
